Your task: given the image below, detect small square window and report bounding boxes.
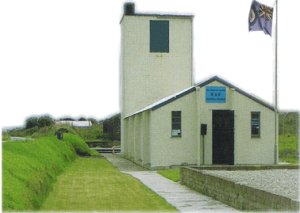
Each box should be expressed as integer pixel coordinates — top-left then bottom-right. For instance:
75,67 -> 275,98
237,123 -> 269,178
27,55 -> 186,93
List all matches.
150,20 -> 169,53
251,112 -> 260,137
171,111 -> 181,137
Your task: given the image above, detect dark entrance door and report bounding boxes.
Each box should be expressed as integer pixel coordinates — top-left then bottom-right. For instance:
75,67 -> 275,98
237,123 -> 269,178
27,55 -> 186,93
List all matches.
212,110 -> 234,165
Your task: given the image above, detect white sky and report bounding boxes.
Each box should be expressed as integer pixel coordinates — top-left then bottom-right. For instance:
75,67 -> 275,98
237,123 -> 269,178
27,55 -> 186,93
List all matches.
0,0 -> 299,128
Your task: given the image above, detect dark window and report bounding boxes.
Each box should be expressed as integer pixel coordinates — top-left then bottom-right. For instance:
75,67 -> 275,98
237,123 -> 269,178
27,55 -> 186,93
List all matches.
150,20 -> 169,53
251,112 -> 260,137
171,111 -> 181,137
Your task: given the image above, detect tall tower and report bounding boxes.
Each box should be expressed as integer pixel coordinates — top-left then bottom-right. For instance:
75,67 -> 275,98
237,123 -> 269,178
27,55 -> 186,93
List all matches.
120,3 -> 193,117
120,3 -> 193,153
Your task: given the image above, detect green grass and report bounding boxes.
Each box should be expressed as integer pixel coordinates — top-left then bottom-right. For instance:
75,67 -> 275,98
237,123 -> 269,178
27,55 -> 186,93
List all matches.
5,124 -> 100,157
7,124 -> 83,139
158,168 -> 180,182
62,133 -> 93,156
2,130 -> 10,141
2,132 -> 96,211
279,134 -> 299,164
2,136 -> 77,210
74,124 -> 103,140
7,126 -> 39,138
42,157 -> 176,211
31,124 -> 78,138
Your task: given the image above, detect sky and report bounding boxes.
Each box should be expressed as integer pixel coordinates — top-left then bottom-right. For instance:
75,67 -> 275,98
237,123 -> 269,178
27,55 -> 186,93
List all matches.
0,0 -> 299,128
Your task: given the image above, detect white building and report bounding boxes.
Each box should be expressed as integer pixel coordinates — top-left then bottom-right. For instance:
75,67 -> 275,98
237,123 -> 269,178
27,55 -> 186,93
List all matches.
56,120 -> 92,128
120,3 -> 276,169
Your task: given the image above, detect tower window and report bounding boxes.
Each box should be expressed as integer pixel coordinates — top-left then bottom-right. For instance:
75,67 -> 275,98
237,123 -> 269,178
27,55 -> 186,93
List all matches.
171,111 -> 181,137
251,112 -> 260,137
150,20 -> 169,53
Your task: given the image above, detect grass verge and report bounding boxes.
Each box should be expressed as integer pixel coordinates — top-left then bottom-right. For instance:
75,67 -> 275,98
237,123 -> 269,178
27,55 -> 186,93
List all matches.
158,168 -> 180,182
42,157 -> 176,211
279,134 -> 299,164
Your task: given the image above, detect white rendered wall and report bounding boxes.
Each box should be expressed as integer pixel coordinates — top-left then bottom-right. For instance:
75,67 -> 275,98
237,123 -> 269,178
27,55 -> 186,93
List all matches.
233,90 -> 275,164
149,92 -> 197,168
121,15 -> 193,118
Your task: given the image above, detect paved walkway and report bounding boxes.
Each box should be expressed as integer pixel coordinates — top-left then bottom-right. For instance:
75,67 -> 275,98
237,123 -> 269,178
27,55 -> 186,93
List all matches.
103,154 -> 236,212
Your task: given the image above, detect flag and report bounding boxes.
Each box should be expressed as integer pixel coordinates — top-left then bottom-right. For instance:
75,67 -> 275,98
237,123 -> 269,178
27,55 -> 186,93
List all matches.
249,0 -> 273,36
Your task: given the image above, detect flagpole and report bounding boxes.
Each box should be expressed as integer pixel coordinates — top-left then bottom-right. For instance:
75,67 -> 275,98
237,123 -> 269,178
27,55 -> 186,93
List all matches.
274,0 -> 278,164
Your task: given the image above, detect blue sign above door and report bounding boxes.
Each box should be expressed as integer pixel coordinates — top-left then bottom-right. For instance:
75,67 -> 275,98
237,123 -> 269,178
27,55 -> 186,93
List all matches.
206,86 -> 226,103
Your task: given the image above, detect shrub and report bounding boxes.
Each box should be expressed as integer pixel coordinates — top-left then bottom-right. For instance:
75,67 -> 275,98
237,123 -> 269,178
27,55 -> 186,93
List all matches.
38,115 -> 54,128
102,113 -> 120,141
59,117 -> 75,121
25,115 -> 54,129
25,116 -> 39,129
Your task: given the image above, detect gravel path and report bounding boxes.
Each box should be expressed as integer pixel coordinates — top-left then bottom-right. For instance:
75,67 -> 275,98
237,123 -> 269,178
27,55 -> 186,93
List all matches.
201,169 -> 299,200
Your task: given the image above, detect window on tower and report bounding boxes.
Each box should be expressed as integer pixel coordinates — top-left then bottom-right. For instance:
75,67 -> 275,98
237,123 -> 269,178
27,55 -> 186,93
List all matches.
150,20 -> 169,53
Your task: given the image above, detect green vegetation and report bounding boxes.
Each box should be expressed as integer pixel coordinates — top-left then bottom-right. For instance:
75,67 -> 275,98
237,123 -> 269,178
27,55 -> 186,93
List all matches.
278,111 -> 299,164
2,130 -> 10,141
279,135 -> 298,164
75,123 -> 103,140
103,113 -> 120,141
7,126 -> 39,138
279,111 -> 298,135
158,168 -> 180,182
63,133 -> 93,156
6,124 -> 76,139
25,115 -> 54,129
5,113 -> 120,145
42,157 -> 176,211
2,131 -> 96,211
2,136 -> 77,210
31,124 -> 78,138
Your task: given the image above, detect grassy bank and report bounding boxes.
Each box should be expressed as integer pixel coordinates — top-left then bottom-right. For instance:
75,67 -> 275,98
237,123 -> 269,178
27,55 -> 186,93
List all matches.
2,133 -> 94,211
63,133 -> 96,156
42,157 -> 176,211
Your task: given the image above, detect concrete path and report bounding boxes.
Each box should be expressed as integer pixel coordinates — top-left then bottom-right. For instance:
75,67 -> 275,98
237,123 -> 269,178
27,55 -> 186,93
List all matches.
104,153 -> 146,172
103,154 -> 236,212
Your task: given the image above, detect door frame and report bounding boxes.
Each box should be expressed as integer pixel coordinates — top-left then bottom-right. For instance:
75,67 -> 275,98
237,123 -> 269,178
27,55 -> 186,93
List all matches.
212,110 -> 235,165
